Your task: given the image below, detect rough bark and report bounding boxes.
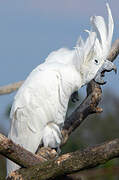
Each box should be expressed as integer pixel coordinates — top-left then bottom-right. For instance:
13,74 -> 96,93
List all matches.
0,133 -> 46,168
7,139 -> 119,180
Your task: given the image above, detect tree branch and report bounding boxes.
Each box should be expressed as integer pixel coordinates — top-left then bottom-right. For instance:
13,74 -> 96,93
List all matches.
0,133 -> 46,167
7,138 -> 119,180
0,81 -> 23,95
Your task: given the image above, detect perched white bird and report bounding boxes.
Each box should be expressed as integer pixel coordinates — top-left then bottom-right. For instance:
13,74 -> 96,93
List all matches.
7,3 -> 116,175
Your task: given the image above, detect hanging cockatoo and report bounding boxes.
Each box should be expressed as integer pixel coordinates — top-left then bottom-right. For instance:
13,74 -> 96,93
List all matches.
7,3 -> 116,175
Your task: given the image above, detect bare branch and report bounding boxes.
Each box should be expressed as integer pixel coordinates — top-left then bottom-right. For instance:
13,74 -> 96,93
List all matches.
62,81 -> 102,145
0,133 -> 46,168
107,39 -> 119,61
0,81 -> 23,95
0,132 -> 118,179
7,138 -> 119,180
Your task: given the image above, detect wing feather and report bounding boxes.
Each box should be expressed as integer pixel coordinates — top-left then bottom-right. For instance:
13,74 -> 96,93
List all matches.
7,69 -> 62,174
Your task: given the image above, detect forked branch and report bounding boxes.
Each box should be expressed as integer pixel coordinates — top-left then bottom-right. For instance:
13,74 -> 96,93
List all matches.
7,139 -> 119,180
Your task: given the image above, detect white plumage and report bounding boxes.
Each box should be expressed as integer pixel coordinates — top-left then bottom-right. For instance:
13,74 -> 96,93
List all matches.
7,3 -> 115,175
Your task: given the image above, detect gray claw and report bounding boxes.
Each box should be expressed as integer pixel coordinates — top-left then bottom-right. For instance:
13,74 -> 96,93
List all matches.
71,91 -> 79,103
94,73 -> 107,85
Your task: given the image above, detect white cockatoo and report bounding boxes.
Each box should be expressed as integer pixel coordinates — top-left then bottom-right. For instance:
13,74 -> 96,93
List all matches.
7,3 -> 116,175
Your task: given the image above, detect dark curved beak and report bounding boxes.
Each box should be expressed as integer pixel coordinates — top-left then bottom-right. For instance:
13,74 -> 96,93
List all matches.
94,59 -> 117,85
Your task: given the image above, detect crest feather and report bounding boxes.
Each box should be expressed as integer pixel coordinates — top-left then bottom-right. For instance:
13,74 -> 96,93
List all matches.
83,31 -> 96,62
106,3 -> 114,46
75,3 -> 114,70
90,3 -> 114,58
90,15 -> 107,49
75,31 -> 96,69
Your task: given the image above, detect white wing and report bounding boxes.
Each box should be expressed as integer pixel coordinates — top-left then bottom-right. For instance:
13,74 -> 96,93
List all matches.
7,67 -> 65,174
9,68 -> 64,151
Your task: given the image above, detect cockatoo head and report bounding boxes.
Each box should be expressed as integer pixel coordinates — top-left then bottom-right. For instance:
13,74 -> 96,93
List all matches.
75,3 -> 116,86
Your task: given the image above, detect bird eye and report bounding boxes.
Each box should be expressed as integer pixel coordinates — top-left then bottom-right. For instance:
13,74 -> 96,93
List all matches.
94,59 -> 99,64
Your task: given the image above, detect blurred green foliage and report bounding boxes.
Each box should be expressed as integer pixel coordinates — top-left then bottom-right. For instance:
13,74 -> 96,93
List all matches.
0,90 -> 119,179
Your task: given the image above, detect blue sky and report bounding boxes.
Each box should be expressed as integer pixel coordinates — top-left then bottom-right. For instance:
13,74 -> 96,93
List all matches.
0,0 -> 119,133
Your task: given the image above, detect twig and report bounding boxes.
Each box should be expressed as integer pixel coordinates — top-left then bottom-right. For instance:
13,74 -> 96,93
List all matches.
0,81 -> 23,95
